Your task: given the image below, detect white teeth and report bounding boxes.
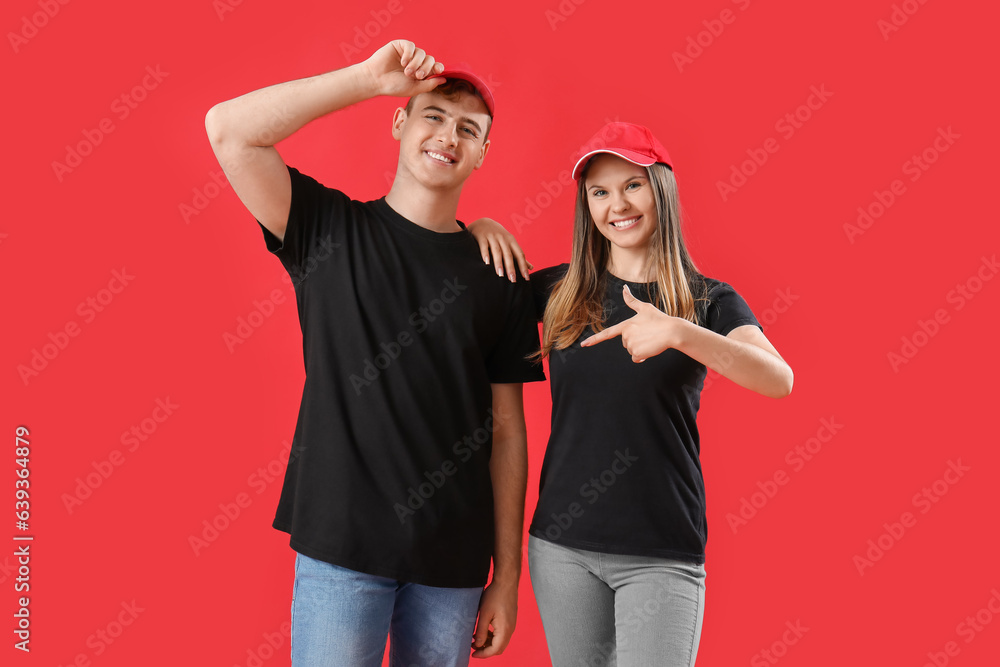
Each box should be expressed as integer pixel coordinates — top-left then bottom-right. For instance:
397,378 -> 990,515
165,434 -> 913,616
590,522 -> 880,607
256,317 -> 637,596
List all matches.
426,151 -> 453,163
611,217 -> 639,229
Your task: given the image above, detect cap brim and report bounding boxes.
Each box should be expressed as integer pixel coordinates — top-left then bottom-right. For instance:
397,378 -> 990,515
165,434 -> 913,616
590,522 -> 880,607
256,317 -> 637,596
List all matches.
572,149 -> 657,180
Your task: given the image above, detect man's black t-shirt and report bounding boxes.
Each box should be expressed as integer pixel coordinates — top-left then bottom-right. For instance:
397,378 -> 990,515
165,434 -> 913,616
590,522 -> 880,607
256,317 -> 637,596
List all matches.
528,264 -> 761,563
259,166 -> 544,588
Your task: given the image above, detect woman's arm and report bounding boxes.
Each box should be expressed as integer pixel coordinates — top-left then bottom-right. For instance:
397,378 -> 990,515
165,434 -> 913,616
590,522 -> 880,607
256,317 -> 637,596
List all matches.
671,322 -> 792,398
582,285 -> 793,399
466,218 -> 533,282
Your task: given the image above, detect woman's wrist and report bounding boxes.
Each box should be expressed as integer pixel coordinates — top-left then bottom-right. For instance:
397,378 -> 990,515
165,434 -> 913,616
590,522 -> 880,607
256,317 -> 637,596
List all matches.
666,316 -> 695,353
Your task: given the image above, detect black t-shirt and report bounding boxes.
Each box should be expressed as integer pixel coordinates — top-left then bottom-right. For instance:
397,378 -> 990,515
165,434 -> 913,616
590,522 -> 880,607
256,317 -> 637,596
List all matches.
527,264 -> 761,563
259,166 -> 544,588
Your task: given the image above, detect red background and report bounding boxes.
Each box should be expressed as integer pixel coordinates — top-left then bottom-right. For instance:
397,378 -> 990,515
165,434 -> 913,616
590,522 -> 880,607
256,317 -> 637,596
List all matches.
5,0 -> 999,665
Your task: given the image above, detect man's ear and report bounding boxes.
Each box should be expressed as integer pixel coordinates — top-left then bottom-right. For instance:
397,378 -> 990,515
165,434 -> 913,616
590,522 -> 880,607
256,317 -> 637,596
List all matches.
391,107 -> 407,140
473,138 -> 491,170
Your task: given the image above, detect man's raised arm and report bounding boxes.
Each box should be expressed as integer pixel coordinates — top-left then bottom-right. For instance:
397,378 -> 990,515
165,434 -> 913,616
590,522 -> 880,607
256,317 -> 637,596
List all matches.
204,40 -> 445,241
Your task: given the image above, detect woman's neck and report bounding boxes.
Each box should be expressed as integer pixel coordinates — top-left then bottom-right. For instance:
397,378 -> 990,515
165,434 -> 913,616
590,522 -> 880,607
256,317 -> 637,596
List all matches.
607,246 -> 651,283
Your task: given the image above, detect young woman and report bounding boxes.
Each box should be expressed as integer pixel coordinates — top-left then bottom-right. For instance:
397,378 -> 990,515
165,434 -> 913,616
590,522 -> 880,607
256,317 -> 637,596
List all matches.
468,121 -> 793,666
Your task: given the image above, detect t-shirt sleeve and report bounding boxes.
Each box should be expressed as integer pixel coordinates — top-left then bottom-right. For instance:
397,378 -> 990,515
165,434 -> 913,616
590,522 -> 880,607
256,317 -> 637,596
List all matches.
258,165 -> 352,277
486,279 -> 546,384
704,280 -> 763,336
529,263 -> 570,322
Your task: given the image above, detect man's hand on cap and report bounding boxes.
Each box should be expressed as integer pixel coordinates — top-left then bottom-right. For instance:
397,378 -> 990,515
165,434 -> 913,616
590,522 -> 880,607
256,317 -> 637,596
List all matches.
362,40 -> 446,98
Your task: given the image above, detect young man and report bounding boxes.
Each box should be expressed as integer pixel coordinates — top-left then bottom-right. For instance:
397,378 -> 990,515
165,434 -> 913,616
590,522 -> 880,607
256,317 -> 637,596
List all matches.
205,40 -> 543,666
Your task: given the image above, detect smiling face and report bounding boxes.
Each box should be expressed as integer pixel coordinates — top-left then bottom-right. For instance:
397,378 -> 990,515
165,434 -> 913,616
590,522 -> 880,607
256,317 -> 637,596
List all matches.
391,88 -> 491,193
584,153 -> 657,254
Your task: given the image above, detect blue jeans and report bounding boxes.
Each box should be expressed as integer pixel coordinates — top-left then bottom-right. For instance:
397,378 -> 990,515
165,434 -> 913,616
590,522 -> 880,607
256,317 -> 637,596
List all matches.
290,552 -> 484,667
529,536 -> 706,667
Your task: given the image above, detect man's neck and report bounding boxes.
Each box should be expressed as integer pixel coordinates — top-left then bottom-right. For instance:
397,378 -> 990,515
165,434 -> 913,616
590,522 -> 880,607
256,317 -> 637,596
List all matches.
384,176 -> 464,233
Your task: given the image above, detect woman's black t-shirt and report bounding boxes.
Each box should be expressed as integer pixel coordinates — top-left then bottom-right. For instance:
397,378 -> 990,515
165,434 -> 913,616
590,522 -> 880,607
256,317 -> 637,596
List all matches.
528,263 -> 761,563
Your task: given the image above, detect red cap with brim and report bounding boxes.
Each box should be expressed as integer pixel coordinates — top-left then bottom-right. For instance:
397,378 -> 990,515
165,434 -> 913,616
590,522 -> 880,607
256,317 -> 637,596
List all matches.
435,65 -> 495,117
571,122 -> 672,180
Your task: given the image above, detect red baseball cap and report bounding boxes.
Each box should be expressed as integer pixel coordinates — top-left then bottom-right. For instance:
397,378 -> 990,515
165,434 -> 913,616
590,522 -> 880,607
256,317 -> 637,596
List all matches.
434,64 -> 495,117
571,122 -> 673,180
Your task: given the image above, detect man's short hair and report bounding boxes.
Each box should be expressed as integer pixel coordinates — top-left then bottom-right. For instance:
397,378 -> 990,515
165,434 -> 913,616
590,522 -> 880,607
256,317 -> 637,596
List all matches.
404,79 -> 493,141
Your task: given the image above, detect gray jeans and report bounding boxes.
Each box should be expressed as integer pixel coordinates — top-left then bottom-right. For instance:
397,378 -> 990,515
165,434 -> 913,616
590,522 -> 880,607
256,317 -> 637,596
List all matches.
528,536 -> 706,667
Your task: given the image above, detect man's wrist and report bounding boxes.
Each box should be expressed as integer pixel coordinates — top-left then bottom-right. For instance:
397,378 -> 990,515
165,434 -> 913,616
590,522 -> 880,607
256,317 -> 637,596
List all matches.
490,566 -> 521,588
351,60 -> 382,99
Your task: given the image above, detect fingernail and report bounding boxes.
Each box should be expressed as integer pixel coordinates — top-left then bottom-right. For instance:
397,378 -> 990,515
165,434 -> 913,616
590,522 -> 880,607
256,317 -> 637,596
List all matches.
508,272 -> 515,282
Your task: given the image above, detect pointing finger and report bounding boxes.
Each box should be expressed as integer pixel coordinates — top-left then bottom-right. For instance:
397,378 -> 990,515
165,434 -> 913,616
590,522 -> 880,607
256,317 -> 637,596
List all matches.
581,322 -> 625,347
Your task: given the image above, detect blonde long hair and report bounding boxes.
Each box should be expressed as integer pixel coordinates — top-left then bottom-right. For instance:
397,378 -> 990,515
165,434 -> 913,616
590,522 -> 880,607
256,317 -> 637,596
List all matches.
538,161 -> 708,359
